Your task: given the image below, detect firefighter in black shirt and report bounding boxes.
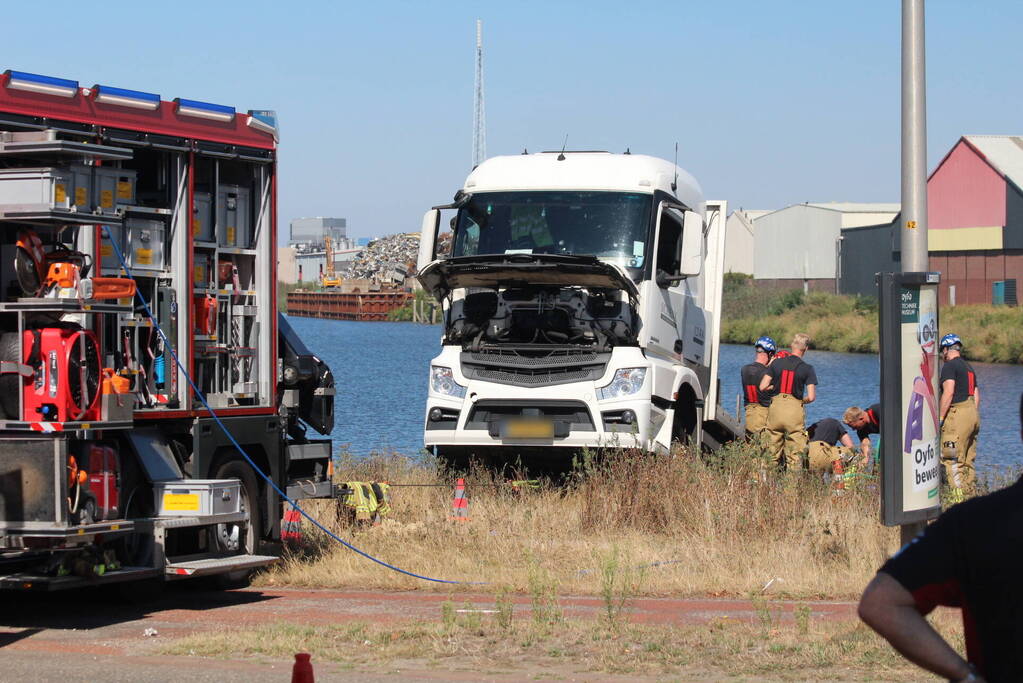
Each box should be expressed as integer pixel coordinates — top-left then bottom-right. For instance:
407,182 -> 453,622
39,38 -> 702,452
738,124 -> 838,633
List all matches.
938,334 -> 980,497
740,336 -> 776,440
759,333 -> 818,470
844,403 -> 881,467
858,393 -> 1022,682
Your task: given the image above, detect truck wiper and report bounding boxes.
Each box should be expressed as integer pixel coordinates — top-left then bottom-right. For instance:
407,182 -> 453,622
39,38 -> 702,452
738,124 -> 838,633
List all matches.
448,253 -> 600,265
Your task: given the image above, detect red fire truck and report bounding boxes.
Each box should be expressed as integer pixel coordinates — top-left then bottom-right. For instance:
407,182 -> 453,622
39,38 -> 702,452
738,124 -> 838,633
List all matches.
0,70 -> 336,590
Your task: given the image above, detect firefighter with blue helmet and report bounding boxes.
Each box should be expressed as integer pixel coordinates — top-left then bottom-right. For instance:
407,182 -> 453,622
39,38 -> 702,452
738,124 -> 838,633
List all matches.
938,333 -> 980,500
740,336 -> 776,439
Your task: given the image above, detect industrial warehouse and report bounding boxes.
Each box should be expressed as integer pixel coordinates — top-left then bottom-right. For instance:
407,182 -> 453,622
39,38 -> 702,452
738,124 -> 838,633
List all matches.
728,135 -> 1023,306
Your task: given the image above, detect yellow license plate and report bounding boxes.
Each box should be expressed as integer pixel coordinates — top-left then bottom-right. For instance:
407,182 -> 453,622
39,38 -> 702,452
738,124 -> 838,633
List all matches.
505,419 -> 554,438
163,493 -> 200,511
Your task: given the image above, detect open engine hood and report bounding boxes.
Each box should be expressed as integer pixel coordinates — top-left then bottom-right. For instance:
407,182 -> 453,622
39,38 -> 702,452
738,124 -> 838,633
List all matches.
417,254 -> 639,301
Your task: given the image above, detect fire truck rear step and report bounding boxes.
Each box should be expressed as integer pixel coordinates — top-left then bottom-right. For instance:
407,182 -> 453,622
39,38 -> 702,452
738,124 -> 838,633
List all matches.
165,554 -> 277,578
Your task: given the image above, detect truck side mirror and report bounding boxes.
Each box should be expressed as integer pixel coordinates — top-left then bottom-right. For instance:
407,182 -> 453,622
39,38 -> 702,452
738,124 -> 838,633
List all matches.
680,210 -> 703,277
417,209 -> 440,273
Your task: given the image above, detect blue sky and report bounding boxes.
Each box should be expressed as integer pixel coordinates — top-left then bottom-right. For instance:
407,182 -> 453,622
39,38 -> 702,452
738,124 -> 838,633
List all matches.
4,1 -> 1022,241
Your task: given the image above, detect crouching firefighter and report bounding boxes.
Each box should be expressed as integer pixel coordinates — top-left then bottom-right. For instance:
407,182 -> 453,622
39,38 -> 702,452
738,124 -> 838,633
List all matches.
806,417 -> 857,488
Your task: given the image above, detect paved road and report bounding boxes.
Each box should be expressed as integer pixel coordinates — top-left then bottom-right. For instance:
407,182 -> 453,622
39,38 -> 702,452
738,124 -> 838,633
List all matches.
0,585 -> 858,681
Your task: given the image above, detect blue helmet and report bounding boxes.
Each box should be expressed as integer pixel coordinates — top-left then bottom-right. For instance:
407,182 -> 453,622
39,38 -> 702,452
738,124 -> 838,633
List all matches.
755,336 -> 777,354
939,333 -> 962,349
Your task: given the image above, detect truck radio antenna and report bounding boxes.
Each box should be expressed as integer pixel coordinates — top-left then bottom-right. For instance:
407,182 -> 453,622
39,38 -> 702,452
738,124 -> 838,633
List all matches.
557,134 -> 568,161
671,142 -> 679,192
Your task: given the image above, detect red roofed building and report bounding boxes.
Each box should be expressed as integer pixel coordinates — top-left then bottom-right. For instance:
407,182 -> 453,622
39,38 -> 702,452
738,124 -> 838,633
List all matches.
926,135 -> 1023,305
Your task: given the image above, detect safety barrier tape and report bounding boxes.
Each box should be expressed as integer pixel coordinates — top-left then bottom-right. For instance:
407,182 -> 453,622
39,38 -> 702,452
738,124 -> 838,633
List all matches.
103,226 -> 482,586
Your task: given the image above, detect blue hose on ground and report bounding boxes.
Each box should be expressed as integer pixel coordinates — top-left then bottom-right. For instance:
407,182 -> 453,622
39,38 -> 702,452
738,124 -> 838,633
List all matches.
103,226 -> 482,586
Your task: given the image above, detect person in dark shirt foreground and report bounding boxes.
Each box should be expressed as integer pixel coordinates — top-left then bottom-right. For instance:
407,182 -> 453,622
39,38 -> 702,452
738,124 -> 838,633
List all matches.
857,393 -> 1023,682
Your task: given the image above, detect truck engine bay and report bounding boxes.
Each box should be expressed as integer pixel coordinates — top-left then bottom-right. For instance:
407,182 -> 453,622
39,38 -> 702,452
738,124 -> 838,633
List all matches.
445,286 -> 638,351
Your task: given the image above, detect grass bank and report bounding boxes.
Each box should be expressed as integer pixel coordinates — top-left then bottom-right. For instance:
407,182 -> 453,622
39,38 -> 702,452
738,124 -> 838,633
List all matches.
262,444 -> 903,599
721,276 -> 1023,363
163,610 -> 963,680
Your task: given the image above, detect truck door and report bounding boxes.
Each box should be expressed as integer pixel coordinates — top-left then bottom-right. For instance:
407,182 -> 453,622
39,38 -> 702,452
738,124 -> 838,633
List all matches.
640,204 -> 686,367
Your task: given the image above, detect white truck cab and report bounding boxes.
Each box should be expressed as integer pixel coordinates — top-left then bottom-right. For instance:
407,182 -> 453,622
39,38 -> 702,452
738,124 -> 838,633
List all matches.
417,151 -> 739,465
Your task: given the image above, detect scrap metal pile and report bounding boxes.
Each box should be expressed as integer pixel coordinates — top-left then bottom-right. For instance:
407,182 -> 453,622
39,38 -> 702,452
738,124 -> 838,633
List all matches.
340,232 -> 421,282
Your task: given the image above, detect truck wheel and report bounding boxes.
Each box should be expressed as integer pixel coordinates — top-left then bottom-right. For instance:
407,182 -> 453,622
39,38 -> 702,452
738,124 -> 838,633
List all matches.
213,459 -> 263,587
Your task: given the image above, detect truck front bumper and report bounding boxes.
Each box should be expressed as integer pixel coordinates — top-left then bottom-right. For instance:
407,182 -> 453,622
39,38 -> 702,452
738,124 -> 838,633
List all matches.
424,386 -> 664,451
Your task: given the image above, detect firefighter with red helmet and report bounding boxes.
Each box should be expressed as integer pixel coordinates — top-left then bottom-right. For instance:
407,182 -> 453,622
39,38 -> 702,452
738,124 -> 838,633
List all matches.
759,333 -> 818,471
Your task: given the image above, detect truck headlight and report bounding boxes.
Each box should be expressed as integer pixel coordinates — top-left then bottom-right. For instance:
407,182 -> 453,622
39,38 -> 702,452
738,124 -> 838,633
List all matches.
430,366 -> 466,398
597,368 -> 647,400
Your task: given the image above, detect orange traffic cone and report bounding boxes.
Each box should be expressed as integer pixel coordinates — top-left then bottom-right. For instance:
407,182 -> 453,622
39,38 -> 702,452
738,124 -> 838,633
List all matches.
451,478 -> 470,522
281,503 -> 303,545
292,652 -> 314,682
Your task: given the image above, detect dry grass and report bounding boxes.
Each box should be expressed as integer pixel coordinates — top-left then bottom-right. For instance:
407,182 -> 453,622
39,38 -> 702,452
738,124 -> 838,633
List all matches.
260,444 -> 902,598
161,607 -> 965,680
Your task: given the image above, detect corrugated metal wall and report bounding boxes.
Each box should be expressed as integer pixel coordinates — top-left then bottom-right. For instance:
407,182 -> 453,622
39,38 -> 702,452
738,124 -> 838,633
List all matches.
929,251 -> 1023,305
753,205 -> 842,280
839,222 -> 897,296
724,212 -> 755,274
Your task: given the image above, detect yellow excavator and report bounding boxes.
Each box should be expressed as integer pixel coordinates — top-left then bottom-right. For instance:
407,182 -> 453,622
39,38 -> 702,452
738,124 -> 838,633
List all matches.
321,235 -> 342,289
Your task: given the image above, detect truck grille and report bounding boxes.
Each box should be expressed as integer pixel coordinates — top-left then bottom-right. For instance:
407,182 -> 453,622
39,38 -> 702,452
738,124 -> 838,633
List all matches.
460,346 -> 608,388
465,400 -> 595,431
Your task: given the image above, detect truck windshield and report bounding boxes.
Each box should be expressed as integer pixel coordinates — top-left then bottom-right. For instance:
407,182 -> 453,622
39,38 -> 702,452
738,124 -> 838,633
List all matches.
452,191 -> 652,270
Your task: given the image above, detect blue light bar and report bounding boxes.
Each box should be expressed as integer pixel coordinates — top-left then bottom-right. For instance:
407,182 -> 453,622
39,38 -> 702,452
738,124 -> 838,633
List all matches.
4,70 -> 78,98
246,109 -> 278,139
93,84 -> 161,111
174,97 -> 235,123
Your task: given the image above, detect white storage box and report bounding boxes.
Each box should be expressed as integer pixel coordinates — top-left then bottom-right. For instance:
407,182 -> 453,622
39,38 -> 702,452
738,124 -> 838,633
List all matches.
99,224 -> 125,266
0,164 -> 102,211
126,217 -> 166,271
94,166 -> 137,211
154,479 -> 241,517
217,184 -> 251,248
101,391 -> 135,422
193,191 -> 214,241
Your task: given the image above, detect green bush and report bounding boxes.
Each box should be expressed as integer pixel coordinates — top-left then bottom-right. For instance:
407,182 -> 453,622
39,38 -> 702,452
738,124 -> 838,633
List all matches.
766,290 -> 804,316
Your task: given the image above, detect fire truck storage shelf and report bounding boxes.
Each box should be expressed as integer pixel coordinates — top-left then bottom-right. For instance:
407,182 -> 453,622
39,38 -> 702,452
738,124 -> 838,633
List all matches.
0,299 -> 130,313
0,131 -> 133,161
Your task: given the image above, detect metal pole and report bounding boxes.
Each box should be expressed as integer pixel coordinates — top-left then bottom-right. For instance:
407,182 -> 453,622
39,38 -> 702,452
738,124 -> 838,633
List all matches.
901,0 -> 929,271
900,0 -> 928,545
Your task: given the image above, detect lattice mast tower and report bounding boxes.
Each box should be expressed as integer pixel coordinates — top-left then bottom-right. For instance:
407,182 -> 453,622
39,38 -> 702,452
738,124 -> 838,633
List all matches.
472,19 -> 486,168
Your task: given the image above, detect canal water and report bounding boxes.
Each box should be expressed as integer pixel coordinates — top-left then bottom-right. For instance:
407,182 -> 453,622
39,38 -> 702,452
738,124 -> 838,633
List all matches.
286,316 -> 1023,471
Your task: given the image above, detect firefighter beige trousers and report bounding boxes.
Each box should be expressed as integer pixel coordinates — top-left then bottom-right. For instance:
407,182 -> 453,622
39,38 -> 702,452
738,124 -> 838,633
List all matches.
941,397 -> 980,494
807,441 -> 853,472
765,394 -> 806,470
745,403 -> 768,439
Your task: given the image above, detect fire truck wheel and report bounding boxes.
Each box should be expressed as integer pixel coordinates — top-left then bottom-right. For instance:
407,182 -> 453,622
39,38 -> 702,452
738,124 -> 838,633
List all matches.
0,332 -> 18,419
213,459 -> 262,586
